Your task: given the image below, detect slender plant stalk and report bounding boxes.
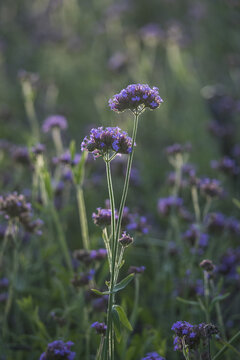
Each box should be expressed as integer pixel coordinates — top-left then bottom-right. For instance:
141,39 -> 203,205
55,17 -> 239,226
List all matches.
212,330 -> 240,359
50,204 -> 73,273
3,224 -> 19,339
103,113 -> 139,360
76,185 -> 90,250
21,80 -> 40,141
52,127 -> 64,156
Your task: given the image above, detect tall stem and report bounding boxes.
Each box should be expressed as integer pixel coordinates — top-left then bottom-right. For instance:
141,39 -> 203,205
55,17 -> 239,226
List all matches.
104,155 -> 116,360
50,204 -> 73,274
115,113 -> 139,252
76,185 -> 90,250
104,114 -> 139,360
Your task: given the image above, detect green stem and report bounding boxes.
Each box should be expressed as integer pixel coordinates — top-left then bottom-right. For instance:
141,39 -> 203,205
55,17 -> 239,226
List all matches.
76,185 -> 90,250
50,204 -> 73,273
52,127 -> 64,156
104,113 -> 139,360
3,224 -> 19,336
191,186 -> 201,224
204,271 -> 210,323
21,81 -> 40,141
115,113 -> 139,258
104,154 -> 116,360
212,330 -> 240,360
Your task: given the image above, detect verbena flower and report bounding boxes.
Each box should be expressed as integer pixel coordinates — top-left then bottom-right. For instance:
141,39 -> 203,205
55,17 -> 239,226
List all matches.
71,269 -> 95,287
182,224 -> 209,250
32,143 -> 46,155
165,143 -> 192,156
91,321 -> 107,335
141,351 -> 166,360
199,178 -> 223,198
211,157 -> 239,176
205,212 -> 226,234
171,321 -> 218,353
0,192 -> 43,234
108,84 -> 163,114
92,208 -> 115,227
42,115 -> 68,133
39,340 -> 75,360
119,231 -> 134,247
217,247 -> 240,280
157,196 -> 183,216
81,127 -> 133,159
73,248 -> 107,264
11,146 -> 31,166
199,259 -> 215,272
128,266 -> 146,274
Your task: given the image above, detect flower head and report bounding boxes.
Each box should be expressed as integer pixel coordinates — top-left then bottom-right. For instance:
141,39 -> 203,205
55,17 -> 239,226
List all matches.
158,196 -> 183,216
199,178 -> 223,198
128,265 -> 146,274
42,115 -> 68,133
81,127 -> 133,159
92,208 -> 116,227
141,352 -> 165,360
39,340 -> 75,360
109,84 -> 163,114
119,231 -> 134,247
91,321 -> 107,335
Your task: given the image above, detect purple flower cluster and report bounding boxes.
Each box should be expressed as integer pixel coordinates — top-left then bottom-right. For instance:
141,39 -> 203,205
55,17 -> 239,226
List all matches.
119,231 -> 134,247
172,321 -> 218,352
205,212 -> 240,235
40,340 -> 75,360
92,208 -> 114,227
217,247 -> 240,280
211,156 -> 239,176
0,193 -> 43,234
199,178 -> 223,198
128,266 -> 146,274
71,269 -> 95,287
81,127 -> 133,159
91,321 -> 107,335
182,224 -> 209,251
73,248 -> 107,265
42,115 -> 68,133
32,143 -> 46,156
92,206 -> 149,234
158,196 -> 183,216
141,352 -> 165,360
53,152 -> 81,167
165,143 -> 192,156
108,84 -> 163,114
11,146 -> 30,166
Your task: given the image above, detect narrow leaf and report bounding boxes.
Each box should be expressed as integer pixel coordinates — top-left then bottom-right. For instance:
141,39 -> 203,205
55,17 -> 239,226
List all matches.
113,305 -> 133,331
176,297 -> 200,306
91,289 -> 109,296
112,307 -> 122,343
113,273 -> 134,293
69,140 -> 76,161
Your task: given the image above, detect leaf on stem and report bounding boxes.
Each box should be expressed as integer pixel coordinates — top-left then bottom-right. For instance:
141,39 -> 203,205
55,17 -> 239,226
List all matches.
113,273 -> 134,293
112,305 -> 133,331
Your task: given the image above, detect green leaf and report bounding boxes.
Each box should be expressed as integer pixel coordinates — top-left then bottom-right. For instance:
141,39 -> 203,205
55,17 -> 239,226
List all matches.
113,305 -> 133,331
73,150 -> 87,185
210,293 -> 230,310
176,297 -> 200,306
112,307 -> 122,342
233,198 -> 240,209
42,170 -> 53,199
113,273 -> 134,293
69,140 -> 76,161
91,289 -> 109,296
